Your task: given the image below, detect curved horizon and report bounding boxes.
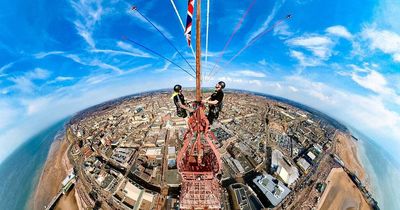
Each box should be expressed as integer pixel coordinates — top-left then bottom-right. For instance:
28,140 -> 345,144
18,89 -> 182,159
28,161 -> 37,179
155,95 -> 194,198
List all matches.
1,0 -> 400,189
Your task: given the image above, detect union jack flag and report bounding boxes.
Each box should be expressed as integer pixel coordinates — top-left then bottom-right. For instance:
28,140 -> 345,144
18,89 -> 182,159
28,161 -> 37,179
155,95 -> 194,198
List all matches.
184,0 -> 194,46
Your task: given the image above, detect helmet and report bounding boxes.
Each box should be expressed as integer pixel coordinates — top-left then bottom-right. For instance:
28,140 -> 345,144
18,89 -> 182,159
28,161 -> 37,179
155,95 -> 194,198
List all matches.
173,84 -> 182,92
218,81 -> 226,89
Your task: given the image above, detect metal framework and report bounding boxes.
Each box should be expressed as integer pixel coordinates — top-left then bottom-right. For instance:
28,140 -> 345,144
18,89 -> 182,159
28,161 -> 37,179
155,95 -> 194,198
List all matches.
177,104 -> 222,209
177,0 -> 222,209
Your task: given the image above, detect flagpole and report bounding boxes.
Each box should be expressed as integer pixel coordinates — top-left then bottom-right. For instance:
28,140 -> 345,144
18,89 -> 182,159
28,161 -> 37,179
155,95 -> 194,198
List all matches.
195,0 -> 202,102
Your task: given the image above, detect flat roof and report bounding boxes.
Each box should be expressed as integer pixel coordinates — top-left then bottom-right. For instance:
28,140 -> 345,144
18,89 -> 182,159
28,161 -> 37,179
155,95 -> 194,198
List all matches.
297,158 -> 311,172
124,182 -> 141,201
146,147 -> 162,156
253,173 -> 290,206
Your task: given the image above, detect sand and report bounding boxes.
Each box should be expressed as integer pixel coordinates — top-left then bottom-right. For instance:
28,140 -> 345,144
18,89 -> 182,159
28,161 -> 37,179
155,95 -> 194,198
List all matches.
54,188 -> 79,210
334,132 -> 367,182
31,137 -> 77,210
317,168 -> 371,210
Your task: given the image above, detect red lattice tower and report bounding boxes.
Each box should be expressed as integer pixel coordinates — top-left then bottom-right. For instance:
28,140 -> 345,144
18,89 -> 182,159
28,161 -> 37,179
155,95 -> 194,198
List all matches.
177,104 -> 222,209
177,0 -> 222,208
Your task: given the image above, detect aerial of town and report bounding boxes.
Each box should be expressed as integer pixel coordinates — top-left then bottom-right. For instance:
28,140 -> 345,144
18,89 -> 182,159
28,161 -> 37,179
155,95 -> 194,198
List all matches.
53,90 -> 379,210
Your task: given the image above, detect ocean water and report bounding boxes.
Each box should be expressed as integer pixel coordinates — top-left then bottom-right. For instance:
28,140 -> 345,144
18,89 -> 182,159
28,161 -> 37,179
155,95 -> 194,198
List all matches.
350,127 -> 400,210
0,119 -> 67,210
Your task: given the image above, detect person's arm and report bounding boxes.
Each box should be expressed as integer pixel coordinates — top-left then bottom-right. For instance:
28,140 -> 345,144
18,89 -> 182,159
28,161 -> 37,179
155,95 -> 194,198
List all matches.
177,100 -> 194,112
206,99 -> 219,105
179,103 -> 190,110
202,96 -> 212,104
205,92 -> 223,105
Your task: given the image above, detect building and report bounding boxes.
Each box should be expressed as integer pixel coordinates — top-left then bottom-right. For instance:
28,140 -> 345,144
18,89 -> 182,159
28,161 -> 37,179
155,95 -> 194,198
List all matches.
168,147 -> 176,168
114,180 -> 157,209
253,173 -> 291,206
145,147 -> 162,160
271,149 -> 299,186
296,158 -> 311,173
61,171 -> 76,194
110,148 -> 135,168
229,183 -> 264,210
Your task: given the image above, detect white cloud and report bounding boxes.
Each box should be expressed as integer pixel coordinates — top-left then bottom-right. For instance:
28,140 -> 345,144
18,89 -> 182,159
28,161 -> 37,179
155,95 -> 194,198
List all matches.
286,35 -> 334,59
217,76 -> 262,87
234,70 -> 266,78
70,0 -> 104,48
155,52 -> 178,73
362,28 -> 400,62
27,68 -> 51,80
258,59 -> 267,66
91,48 -> 152,58
289,50 -> 322,67
55,76 -> 74,82
247,0 -> 286,43
345,64 -> 400,105
273,22 -> 293,38
0,101 -> 19,131
0,62 -> 14,73
34,51 -> 64,59
116,41 -> 155,58
8,77 -> 36,94
288,86 -> 298,92
64,54 -> 84,64
63,54 -> 129,75
394,54 -> 400,62
89,60 -> 123,74
74,20 -> 96,48
8,68 -> 51,94
326,25 -> 352,39
47,76 -> 75,85
121,64 -> 152,75
351,69 -> 390,95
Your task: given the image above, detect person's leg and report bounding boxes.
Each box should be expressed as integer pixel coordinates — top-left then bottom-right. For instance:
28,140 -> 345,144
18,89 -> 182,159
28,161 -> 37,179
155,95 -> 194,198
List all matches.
207,112 -> 214,125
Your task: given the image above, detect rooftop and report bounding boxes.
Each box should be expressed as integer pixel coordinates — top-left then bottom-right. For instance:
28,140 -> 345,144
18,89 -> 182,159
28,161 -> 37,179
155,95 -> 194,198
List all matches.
253,173 -> 291,206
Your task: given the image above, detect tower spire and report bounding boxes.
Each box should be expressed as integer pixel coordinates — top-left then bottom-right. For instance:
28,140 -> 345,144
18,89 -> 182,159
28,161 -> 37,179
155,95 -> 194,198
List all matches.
195,0 -> 202,102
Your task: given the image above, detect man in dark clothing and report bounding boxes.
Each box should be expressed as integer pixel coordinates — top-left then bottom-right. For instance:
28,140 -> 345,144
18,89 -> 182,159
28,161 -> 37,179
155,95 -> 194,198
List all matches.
172,84 -> 193,118
203,81 -> 225,125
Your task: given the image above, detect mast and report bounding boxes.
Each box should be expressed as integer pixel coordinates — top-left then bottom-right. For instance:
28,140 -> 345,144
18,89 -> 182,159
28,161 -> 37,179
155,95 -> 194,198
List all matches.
177,2 -> 222,209
195,0 -> 201,102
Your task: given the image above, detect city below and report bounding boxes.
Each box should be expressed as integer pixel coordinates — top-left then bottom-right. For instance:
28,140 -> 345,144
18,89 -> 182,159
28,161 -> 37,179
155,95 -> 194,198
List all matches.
41,90 -> 379,210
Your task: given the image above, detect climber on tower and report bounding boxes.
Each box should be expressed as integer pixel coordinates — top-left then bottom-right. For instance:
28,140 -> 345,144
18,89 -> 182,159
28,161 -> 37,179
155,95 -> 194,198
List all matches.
172,84 -> 193,118
203,81 -> 225,125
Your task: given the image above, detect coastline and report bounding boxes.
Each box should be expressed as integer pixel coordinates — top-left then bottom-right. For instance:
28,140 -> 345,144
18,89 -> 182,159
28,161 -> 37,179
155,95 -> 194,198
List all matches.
30,135 -> 78,210
317,131 -> 372,210
317,168 -> 370,210
334,131 -> 368,184
353,129 -> 400,210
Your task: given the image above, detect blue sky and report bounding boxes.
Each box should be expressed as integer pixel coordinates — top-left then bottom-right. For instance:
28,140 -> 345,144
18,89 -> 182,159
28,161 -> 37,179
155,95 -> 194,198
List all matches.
1,0 -> 400,163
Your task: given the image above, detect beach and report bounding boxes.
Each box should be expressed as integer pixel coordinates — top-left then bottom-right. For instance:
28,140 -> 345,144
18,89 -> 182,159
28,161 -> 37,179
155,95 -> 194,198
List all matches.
31,136 -> 78,210
334,132 -> 367,183
316,131 -> 371,210
317,168 -> 371,210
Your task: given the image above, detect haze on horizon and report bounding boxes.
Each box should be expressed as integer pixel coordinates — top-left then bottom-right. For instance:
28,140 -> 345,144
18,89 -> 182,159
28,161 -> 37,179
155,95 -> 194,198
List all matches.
1,0 -> 400,164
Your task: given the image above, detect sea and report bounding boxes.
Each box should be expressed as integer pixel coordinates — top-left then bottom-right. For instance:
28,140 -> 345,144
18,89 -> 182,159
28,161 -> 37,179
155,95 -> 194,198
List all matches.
0,92 -> 399,209
0,119 -> 68,210
350,127 -> 400,210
